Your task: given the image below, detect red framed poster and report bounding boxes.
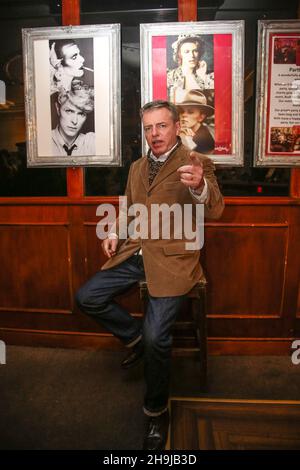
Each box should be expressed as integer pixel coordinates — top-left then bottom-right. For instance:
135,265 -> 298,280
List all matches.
255,20 -> 300,167
140,21 -> 244,166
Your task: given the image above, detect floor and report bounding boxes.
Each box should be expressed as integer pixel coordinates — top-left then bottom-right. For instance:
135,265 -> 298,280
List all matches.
0,345 -> 299,449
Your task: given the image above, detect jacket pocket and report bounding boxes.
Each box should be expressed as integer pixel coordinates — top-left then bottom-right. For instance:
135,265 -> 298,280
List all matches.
162,181 -> 181,191
163,242 -> 197,255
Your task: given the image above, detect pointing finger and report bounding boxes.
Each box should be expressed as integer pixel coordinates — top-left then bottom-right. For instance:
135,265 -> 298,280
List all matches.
177,165 -> 193,174
189,152 -> 203,167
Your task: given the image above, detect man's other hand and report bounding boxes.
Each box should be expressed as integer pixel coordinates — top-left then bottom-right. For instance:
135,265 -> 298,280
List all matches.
102,237 -> 118,258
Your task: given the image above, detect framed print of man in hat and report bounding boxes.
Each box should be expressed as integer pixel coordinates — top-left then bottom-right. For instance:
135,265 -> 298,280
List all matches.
176,89 -> 215,154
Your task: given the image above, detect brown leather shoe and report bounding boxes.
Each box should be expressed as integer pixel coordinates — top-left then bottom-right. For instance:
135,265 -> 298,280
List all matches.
143,410 -> 169,450
121,341 -> 144,369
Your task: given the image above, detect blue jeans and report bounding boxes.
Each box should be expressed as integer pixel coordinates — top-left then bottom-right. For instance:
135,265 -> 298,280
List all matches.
75,255 -> 185,415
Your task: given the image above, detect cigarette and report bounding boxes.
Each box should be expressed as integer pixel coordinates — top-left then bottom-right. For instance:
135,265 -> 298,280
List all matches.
83,66 -> 94,72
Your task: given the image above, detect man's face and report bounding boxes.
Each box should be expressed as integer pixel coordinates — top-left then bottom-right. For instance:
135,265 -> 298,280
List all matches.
179,42 -> 200,69
56,100 -> 87,143
179,106 -> 207,131
62,44 -> 85,78
143,108 -> 180,157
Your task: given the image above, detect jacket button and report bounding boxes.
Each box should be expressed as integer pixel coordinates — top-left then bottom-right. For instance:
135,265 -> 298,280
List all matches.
147,192 -> 151,196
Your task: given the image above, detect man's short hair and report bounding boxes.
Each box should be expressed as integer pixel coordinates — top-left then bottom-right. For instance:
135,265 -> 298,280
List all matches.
50,39 -> 77,64
57,82 -> 94,113
140,100 -> 179,122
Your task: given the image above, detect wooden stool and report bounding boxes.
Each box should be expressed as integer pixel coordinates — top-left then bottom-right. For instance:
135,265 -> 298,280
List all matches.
139,275 -> 208,388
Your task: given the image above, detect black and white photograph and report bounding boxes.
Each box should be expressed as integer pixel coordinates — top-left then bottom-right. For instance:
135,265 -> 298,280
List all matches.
22,25 -> 121,167
49,38 -> 95,158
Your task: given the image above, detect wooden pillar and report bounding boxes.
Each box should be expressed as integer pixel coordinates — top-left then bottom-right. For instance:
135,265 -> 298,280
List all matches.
62,0 -> 84,198
62,0 -> 80,24
178,0 -> 197,21
290,170 -> 300,198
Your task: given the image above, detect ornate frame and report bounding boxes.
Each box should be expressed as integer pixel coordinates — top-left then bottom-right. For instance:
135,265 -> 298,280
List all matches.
254,20 -> 300,167
22,24 -> 121,167
140,21 -> 245,166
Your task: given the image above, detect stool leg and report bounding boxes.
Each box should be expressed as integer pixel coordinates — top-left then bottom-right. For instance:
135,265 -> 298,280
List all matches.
193,288 -> 207,389
139,285 -> 148,315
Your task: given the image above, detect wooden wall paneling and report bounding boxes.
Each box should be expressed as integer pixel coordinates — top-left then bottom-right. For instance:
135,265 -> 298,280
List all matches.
68,204 -> 88,308
296,280 -> 300,338
84,224 -> 109,279
287,206 -> 300,338
0,202 -> 90,337
204,204 -> 299,351
82,200 -> 117,279
0,202 -> 69,224
201,202 -> 297,340
280,206 -> 300,336
203,223 -> 289,317
0,203 -> 72,318
0,223 -> 72,313
0,199 -> 298,353
208,338 -> 293,356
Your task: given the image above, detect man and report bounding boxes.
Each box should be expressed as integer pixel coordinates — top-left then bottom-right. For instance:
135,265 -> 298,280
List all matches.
51,83 -> 95,157
76,100 -> 224,450
177,89 -> 215,154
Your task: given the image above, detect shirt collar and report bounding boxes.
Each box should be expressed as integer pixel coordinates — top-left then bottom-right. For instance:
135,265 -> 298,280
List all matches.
53,126 -> 81,149
149,141 -> 179,163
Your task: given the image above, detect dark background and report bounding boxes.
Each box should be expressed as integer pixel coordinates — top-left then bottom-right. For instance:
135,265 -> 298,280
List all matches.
0,0 -> 298,196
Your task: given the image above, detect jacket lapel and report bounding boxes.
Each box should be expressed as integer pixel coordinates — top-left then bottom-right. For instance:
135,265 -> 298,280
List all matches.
139,156 -> 150,191
149,145 -> 188,191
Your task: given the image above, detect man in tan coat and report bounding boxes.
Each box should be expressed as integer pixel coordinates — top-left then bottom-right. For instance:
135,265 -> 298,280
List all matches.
76,100 -> 224,450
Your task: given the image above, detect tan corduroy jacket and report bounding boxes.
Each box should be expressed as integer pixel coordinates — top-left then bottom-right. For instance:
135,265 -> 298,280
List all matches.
102,143 -> 224,297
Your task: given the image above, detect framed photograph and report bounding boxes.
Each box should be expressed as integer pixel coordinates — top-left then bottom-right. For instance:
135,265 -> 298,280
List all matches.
255,20 -> 300,167
22,24 -> 121,167
140,21 -> 244,166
